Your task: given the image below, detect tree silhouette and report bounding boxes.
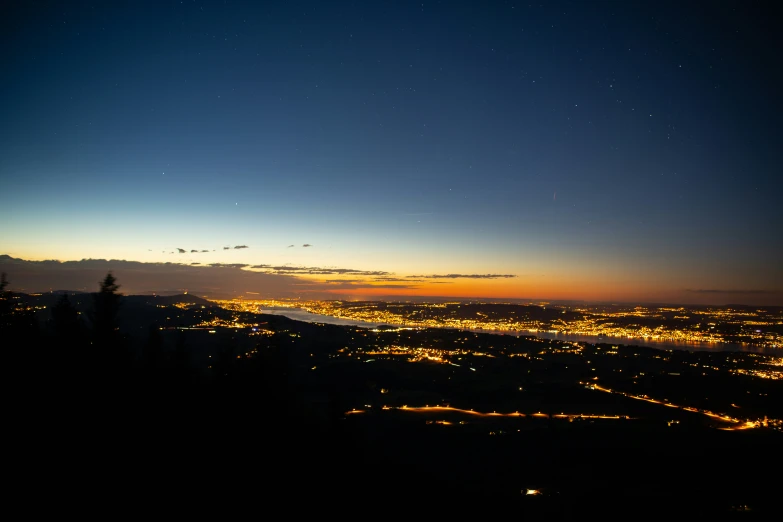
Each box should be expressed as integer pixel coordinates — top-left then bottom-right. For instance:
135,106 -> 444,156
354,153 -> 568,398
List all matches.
87,271 -> 132,389
1,274 -> 41,394
0,272 -> 11,332
51,294 -> 83,343
91,272 -> 121,350
47,293 -> 84,384
0,273 -> 18,373
0,272 -> 38,338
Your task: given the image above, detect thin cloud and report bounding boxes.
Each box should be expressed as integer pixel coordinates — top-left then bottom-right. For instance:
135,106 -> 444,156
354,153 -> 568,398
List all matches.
234,245 -> 249,249
410,273 -> 516,279
302,244 -> 312,248
317,281 -> 421,290
321,278 -> 414,285
287,245 -> 295,248
686,289 -> 772,295
250,264 -> 390,276
223,247 -> 230,250
209,263 -> 250,268
173,248 -> 213,254
249,266 -> 512,280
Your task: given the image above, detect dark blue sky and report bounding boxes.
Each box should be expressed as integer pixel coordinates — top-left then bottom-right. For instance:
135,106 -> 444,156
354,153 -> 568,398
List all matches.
1,0 -> 781,304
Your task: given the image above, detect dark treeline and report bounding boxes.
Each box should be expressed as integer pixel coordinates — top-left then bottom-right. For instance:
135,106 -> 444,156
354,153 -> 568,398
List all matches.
0,273 -> 350,446
1,272 -> 317,421
2,272 -> 354,499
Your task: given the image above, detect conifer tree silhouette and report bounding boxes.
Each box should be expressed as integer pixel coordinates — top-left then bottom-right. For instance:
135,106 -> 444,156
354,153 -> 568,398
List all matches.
0,272 -> 11,332
51,294 -> 82,344
1,274 -> 41,394
48,293 -> 84,384
91,272 -> 121,351
87,272 -> 131,390
0,272 -> 38,338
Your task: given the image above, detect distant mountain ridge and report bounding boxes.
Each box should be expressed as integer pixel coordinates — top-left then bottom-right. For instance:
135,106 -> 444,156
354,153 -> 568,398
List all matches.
4,290 -> 217,309
0,254 -> 304,300
124,293 -> 216,307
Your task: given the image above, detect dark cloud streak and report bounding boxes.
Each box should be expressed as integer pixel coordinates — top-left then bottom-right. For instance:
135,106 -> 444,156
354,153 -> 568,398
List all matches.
251,264 -> 389,276
686,289 -> 772,295
410,274 -> 516,279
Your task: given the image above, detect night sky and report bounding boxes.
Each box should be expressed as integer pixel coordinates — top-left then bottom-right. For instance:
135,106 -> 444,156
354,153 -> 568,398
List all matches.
1,0 -> 781,304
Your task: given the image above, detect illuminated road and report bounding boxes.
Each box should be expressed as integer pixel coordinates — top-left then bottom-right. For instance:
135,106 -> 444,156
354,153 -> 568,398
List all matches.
584,382 -> 759,430
345,405 -> 631,421
347,392 -> 770,431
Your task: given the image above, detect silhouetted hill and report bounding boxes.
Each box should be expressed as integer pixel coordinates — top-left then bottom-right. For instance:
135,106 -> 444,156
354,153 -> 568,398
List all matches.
8,291 -> 217,310
7,291 -> 90,309
726,303 -> 783,313
123,293 -> 216,307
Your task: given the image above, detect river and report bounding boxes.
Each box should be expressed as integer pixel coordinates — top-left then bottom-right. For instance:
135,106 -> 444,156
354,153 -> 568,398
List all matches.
258,307 -> 385,328
258,307 -> 773,355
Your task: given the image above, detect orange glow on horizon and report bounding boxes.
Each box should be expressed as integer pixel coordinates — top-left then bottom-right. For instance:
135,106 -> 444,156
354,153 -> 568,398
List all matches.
319,277 -> 686,304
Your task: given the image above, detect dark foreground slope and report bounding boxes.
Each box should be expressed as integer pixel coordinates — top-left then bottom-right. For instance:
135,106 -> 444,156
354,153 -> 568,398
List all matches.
9,378 -> 779,518
3,291 -> 780,517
